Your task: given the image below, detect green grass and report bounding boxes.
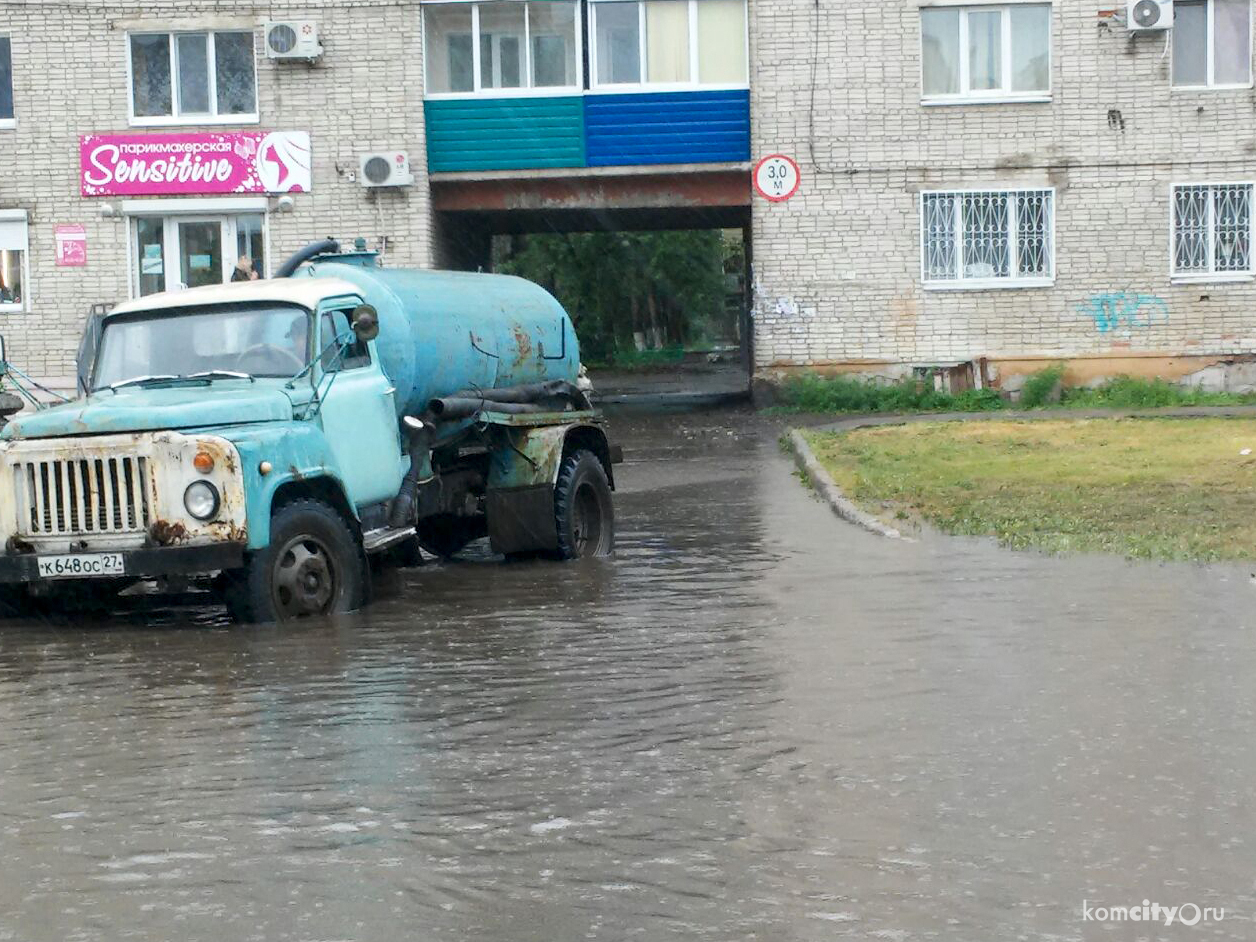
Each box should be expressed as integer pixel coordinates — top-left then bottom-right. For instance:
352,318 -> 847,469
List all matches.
1058,375 -> 1256,408
804,418 -> 1256,561
773,373 -> 1004,413
586,345 -> 687,371
1018,363 -> 1065,408
772,369 -> 1256,414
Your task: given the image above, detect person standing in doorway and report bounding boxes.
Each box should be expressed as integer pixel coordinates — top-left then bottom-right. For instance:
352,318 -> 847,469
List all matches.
231,256 -> 260,282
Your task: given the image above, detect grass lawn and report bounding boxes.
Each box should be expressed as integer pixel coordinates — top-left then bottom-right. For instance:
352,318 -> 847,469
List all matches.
804,418 -> 1256,562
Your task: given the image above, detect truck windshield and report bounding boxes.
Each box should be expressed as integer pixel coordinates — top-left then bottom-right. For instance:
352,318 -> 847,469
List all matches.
93,304 -> 313,390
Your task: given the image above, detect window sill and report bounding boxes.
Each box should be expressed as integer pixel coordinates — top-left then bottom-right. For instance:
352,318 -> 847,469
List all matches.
0,118 -> 14,130
128,113 -> 260,128
1171,83 -> 1255,92
0,305 -> 26,314
922,94 -> 1051,106
424,87 -> 584,101
586,83 -> 750,95
1171,272 -> 1255,285
924,277 -> 1055,291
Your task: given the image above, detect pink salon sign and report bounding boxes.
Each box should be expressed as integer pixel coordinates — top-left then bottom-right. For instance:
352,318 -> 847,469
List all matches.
79,131 -> 312,197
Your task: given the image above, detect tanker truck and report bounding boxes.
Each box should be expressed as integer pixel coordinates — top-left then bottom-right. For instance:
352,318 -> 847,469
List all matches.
0,241 -> 619,622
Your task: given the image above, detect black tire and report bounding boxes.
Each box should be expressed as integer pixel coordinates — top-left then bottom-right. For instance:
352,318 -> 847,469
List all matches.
418,514 -> 486,559
554,449 -> 614,559
224,499 -> 366,623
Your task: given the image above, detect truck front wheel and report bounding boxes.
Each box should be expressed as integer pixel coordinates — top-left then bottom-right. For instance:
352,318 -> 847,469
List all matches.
225,499 -> 366,623
554,449 -> 614,559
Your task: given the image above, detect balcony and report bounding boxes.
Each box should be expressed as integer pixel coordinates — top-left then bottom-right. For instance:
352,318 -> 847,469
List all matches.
421,0 -> 750,174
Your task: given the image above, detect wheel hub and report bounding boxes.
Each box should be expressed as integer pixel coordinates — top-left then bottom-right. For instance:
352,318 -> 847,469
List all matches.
273,536 -> 337,618
571,482 -> 602,556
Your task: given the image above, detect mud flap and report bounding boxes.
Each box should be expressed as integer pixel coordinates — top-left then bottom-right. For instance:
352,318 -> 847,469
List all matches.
486,485 -> 559,555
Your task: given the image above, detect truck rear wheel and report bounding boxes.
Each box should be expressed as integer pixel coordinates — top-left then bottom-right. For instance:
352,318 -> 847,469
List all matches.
554,449 -> 614,559
225,499 -> 366,623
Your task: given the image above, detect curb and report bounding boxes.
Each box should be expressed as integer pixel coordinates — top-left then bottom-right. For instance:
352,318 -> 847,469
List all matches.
786,430 -> 907,540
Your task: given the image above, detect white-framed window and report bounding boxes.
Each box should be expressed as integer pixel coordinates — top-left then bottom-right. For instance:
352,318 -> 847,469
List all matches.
422,1 -> 582,97
921,188 -> 1055,289
0,35 -> 14,128
589,0 -> 749,90
0,210 -> 29,313
920,3 -> 1051,104
1172,0 -> 1252,88
127,30 -> 258,125
1171,182 -> 1254,281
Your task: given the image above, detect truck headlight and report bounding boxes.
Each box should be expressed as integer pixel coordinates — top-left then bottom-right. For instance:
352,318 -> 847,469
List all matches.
184,481 -> 221,521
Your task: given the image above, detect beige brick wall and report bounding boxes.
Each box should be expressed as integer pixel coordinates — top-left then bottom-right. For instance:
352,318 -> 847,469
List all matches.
749,0 -> 1256,374
0,0 -> 433,384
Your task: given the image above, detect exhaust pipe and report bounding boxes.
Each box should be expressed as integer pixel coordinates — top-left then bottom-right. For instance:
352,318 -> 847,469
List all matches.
274,239 -> 340,278
389,417 -> 435,528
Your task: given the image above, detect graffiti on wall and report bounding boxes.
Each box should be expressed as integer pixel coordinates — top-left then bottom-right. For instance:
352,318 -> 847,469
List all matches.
1078,292 -> 1169,334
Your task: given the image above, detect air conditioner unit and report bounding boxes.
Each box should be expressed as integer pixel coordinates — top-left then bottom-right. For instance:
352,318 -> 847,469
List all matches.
359,152 -> 415,188
1128,0 -> 1173,31
265,21 -> 323,60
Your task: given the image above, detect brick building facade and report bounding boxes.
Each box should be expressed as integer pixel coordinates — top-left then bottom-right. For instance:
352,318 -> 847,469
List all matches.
5,0 -> 1256,394
750,0 -> 1256,390
0,0 -> 434,388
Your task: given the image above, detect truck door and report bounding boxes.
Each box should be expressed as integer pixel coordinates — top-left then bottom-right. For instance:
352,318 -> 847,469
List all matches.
316,308 -> 405,508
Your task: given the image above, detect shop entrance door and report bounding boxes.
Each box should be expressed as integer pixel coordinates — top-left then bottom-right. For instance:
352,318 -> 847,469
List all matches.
176,218 -> 224,290
130,213 -> 268,297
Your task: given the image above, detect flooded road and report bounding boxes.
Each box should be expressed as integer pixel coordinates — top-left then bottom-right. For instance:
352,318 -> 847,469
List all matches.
1,408 -> 1254,941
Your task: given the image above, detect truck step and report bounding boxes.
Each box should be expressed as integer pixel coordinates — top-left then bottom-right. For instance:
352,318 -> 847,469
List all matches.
361,526 -> 417,555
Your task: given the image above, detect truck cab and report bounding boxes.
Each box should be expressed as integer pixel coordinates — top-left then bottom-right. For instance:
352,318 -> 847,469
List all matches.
0,251 -> 616,622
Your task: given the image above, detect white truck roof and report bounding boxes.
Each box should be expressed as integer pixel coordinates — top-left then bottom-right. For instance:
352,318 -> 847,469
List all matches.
107,278 -> 362,318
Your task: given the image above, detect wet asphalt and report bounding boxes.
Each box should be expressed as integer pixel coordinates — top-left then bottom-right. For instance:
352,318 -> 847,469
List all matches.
0,407 -> 1253,941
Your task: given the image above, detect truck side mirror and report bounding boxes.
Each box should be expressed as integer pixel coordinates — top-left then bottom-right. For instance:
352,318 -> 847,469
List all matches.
351,304 -> 379,342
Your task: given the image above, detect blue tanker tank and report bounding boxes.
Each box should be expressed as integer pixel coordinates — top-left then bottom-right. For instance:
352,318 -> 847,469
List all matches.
299,253 -> 581,419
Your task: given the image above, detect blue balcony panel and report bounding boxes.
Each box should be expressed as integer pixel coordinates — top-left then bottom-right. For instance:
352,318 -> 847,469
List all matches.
584,89 -> 751,167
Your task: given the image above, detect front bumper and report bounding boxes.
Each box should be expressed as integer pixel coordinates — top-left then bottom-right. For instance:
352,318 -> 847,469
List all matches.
0,543 -> 246,585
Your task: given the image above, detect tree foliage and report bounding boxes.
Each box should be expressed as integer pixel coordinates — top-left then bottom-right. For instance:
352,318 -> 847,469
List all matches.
494,230 -> 733,363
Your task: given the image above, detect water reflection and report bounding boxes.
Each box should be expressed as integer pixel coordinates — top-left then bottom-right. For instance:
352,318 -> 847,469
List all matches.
0,410 -> 1253,940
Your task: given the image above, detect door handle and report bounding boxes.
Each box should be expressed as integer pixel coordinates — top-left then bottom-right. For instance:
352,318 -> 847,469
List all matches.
382,387 -> 396,396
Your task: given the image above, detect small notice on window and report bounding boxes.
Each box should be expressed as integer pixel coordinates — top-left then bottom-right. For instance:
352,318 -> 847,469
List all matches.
753,155 -> 801,203
54,224 -> 87,267
141,243 -> 163,275
189,254 -> 213,271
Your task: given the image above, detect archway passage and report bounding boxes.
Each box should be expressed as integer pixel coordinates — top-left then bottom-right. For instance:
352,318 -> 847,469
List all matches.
431,166 -> 752,405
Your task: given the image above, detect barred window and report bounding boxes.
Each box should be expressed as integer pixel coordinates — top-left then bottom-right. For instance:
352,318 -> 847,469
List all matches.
1172,183 -> 1253,278
921,189 -> 1054,287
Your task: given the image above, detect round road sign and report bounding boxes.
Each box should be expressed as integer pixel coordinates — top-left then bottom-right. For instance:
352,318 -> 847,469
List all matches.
754,154 -> 800,202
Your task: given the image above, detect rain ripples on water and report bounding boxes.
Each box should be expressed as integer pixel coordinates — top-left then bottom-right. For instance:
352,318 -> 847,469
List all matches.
0,410 -> 1253,941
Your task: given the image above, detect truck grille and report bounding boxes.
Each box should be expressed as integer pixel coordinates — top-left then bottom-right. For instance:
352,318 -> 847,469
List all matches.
12,456 -> 151,536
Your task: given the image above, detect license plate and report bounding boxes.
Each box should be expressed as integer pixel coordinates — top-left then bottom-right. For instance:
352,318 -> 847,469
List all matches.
36,553 -> 126,580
